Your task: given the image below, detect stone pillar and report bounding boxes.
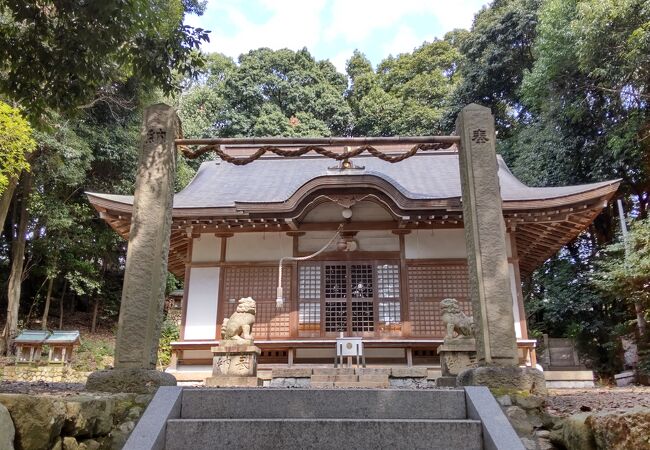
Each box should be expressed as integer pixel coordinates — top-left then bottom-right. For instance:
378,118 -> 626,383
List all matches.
455,103 -> 518,366
87,104 -> 178,393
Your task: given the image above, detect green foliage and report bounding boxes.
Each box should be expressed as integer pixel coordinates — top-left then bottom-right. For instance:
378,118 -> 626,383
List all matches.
348,39 -> 461,136
0,101 -> 35,194
157,317 -> 180,368
73,336 -> 115,372
447,0 -> 541,135
593,219 -> 650,322
0,0 -> 209,119
179,48 -> 352,140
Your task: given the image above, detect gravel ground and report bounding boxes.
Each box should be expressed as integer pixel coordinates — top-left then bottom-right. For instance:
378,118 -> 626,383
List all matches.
545,386 -> 650,417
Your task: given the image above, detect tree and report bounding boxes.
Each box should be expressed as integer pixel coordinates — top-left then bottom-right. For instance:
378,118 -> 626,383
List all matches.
0,102 -> 34,195
348,39 -> 461,136
447,0 -> 541,135
0,0 -> 209,120
594,219 -> 650,338
179,48 -> 353,141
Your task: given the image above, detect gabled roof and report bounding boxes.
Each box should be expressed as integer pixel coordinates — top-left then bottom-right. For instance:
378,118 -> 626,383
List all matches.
87,149 -> 620,277
87,152 -> 618,212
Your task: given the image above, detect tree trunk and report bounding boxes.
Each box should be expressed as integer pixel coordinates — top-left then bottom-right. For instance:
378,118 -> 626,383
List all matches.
59,279 -> 67,330
0,177 -> 18,232
91,299 -> 100,333
2,173 -> 32,355
42,277 -> 54,330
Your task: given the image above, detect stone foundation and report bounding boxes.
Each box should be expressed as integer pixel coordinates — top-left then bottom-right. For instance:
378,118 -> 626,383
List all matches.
0,392 -> 152,450
457,365 -> 548,396
86,368 -> 177,394
2,366 -> 90,383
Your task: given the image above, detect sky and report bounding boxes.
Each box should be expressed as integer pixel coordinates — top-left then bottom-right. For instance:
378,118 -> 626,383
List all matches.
184,0 -> 488,74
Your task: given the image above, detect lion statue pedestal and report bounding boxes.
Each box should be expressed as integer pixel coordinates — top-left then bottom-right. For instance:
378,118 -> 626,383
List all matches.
436,298 -> 477,386
205,297 -> 262,387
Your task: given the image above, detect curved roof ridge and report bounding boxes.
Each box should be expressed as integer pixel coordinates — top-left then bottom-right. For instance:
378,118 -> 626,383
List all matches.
87,153 -> 620,210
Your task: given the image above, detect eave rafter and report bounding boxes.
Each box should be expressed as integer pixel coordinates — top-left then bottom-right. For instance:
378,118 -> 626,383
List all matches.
87,173 -> 619,280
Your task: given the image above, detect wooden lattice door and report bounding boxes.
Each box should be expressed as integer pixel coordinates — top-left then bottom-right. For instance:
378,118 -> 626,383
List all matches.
298,261 -> 401,337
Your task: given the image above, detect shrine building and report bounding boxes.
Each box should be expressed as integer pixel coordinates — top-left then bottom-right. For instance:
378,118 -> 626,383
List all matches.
87,143 -> 619,380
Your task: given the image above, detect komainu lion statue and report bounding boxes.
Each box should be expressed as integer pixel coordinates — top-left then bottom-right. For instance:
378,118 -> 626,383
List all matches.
440,298 -> 475,339
221,297 -> 256,343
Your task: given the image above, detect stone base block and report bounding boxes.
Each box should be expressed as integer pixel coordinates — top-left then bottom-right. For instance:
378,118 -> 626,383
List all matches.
436,376 -> 458,387
85,368 -> 177,394
457,365 -> 547,396
211,345 -> 260,377
205,376 -> 261,387
272,367 -> 312,378
390,367 -> 428,378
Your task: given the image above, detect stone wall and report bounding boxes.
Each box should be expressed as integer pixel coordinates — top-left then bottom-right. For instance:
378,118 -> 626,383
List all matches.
0,392 -> 152,450
2,366 -> 90,383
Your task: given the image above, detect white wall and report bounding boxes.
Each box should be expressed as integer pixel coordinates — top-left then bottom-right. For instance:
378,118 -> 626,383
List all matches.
191,234 -> 221,263
225,232 -> 293,261
299,230 -> 399,253
184,267 -> 220,340
404,229 -> 467,259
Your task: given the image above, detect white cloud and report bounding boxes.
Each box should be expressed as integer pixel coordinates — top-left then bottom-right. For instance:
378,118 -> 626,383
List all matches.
329,49 -> 354,74
195,0 -> 328,58
383,26 -> 433,57
324,0 -> 484,44
186,0 -> 487,65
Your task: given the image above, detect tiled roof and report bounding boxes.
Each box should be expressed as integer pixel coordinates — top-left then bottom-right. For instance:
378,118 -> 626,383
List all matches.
87,153 -> 618,209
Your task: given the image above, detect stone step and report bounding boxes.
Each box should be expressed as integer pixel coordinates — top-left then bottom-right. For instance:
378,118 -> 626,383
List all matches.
180,389 -> 467,420
165,418 -> 483,450
358,374 -> 390,383
311,367 -> 356,376
334,381 -> 389,388
355,367 -> 392,376
310,374 -> 358,383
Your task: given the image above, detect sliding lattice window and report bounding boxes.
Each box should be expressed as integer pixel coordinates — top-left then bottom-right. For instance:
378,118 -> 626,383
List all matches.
221,265 -> 291,340
406,262 -> 471,337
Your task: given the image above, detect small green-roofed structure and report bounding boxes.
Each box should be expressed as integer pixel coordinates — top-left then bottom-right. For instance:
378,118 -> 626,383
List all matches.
14,330 -> 50,364
44,331 -> 81,364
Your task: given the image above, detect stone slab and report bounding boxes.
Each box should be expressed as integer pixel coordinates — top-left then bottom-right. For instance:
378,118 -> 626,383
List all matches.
310,382 -> 335,388
543,370 -> 594,381
181,389 -> 467,420
210,345 -> 260,355
334,381 -> 389,388
313,374 -> 360,383
204,376 -> 261,387
166,418 -> 482,450
355,368 -> 391,376
312,368 -> 355,376
458,366 -> 547,396
85,369 -> 177,394
123,386 -> 182,450
272,367 -> 312,378
464,386 -> 525,450
390,367 -> 428,378
358,375 -> 390,383
436,376 -> 458,387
